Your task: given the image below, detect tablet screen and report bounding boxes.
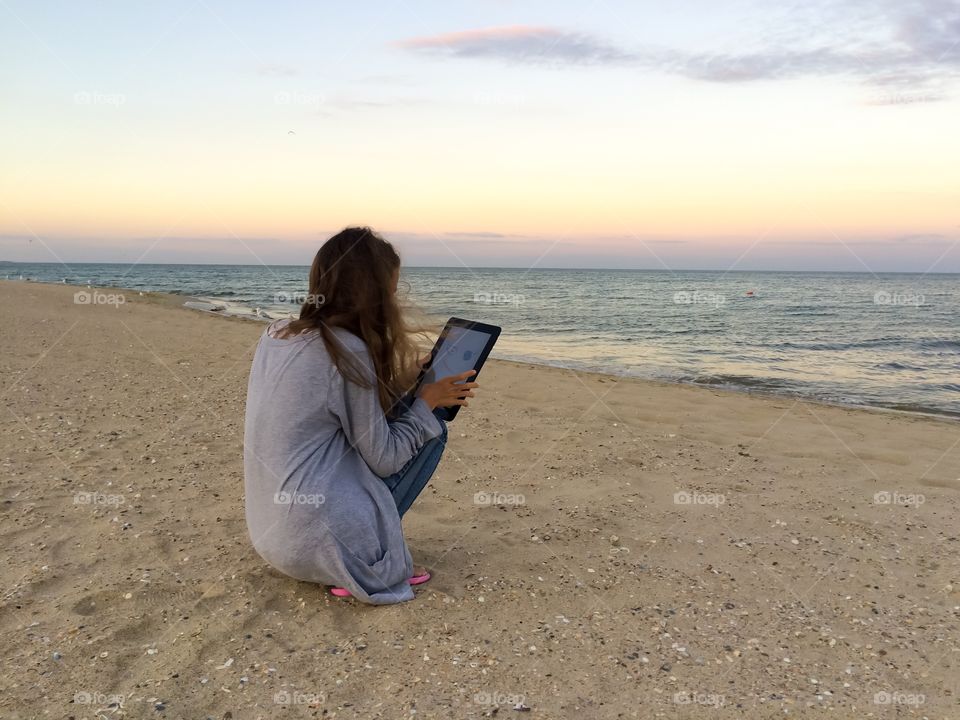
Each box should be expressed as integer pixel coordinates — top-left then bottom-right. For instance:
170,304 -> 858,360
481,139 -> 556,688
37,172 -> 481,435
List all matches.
421,325 -> 493,385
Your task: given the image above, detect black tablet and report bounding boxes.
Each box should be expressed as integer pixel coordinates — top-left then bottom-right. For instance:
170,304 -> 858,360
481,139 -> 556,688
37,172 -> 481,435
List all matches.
415,317 -> 501,420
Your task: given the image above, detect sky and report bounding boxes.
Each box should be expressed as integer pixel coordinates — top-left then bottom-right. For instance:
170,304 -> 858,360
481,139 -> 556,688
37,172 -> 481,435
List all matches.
1,0 -> 958,271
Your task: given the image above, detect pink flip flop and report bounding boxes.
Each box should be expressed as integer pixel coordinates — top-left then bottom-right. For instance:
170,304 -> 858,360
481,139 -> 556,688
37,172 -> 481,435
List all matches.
330,571 -> 431,598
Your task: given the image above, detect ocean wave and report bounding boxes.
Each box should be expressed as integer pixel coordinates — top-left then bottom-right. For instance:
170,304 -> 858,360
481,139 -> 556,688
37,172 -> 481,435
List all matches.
779,309 -> 839,317
875,361 -> 926,371
919,339 -> 960,350
773,337 -> 906,351
194,289 -> 241,297
684,373 -> 794,392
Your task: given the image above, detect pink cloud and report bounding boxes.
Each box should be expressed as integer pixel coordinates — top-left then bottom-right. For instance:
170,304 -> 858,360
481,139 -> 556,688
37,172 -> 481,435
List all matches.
397,25 -> 559,49
396,25 -> 633,64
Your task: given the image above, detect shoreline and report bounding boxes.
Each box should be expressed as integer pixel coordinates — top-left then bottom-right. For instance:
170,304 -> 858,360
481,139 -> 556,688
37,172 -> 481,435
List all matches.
4,277 -> 956,425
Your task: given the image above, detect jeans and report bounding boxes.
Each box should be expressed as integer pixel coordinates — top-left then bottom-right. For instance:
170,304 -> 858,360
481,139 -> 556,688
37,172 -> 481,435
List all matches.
382,399 -> 449,518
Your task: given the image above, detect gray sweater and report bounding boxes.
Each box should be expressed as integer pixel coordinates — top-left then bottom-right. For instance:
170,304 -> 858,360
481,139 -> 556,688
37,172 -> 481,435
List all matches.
243,320 -> 443,604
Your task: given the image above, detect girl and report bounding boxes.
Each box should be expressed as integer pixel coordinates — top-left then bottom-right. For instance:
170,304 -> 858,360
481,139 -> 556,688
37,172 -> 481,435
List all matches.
243,227 -> 479,604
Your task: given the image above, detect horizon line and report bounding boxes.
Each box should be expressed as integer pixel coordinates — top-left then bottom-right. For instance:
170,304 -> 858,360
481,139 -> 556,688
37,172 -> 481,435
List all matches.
1,260 -> 958,275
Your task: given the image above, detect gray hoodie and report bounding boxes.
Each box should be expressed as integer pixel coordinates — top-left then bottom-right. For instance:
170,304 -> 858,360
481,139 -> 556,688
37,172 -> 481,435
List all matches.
243,320 -> 443,604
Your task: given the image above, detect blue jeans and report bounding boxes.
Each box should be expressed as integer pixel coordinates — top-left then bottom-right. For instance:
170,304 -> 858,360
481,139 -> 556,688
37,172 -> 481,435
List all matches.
382,400 -> 449,518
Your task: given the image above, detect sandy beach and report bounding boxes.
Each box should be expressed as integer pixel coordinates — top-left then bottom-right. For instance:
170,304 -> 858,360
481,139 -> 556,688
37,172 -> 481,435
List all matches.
1,279 -> 958,719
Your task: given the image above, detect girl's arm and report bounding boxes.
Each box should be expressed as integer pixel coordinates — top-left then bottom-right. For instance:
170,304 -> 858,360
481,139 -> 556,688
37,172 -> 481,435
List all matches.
330,344 -> 443,478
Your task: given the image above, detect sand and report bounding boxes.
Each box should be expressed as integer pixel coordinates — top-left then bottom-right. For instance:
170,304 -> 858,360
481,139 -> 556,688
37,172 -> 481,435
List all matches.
1,279 -> 958,719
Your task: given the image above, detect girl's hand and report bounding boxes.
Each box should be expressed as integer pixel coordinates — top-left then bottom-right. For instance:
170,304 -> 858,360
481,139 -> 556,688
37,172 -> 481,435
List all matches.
417,370 -> 479,410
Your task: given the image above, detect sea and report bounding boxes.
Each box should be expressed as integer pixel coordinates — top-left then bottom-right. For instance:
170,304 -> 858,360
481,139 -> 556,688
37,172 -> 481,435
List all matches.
4,262 -> 958,419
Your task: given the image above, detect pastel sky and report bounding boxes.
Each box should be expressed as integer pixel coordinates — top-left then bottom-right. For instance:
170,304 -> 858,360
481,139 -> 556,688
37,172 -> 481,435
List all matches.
1,0 -> 958,271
